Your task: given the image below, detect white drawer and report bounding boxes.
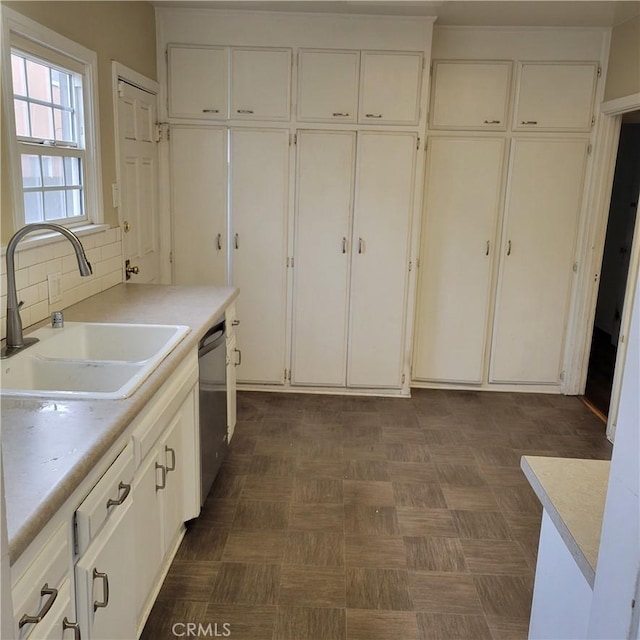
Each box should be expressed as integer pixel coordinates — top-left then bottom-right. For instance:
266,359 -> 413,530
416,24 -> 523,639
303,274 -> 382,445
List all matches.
13,524 -> 70,640
74,442 -> 134,555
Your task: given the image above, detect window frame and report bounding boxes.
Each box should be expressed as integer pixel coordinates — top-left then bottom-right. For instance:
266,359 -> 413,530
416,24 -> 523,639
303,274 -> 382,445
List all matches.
1,7 -> 103,231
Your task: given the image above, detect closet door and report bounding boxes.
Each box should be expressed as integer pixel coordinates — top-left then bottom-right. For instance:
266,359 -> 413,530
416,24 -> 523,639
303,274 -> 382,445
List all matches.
348,132 -> 417,388
291,130 -> 355,386
170,127 -> 227,285
490,138 -> 588,384
230,128 -> 289,384
414,137 -> 506,383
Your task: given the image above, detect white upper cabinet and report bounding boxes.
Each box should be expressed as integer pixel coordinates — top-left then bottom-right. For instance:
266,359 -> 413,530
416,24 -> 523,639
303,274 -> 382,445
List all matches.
513,62 -> 598,132
297,49 -> 359,123
230,48 -> 292,121
358,51 -> 423,125
168,45 -> 228,119
429,61 -> 512,130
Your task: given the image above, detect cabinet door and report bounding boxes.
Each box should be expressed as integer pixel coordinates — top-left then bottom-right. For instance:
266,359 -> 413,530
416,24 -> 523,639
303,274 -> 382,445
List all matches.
430,61 -> 511,130
75,501 -> 136,640
230,128 -> 289,384
297,50 -> 359,123
414,137 -> 506,383
230,48 -> 291,121
359,52 -> 422,125
26,580 -> 76,640
226,332 -> 237,441
490,138 -> 588,384
513,62 -> 598,132
161,413 -> 185,555
348,132 -> 416,388
168,46 -> 228,120
170,126 -> 228,286
292,130 -> 356,386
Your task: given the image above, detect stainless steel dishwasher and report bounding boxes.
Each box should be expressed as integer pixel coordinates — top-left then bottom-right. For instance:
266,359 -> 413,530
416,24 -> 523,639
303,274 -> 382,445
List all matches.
198,318 -> 228,505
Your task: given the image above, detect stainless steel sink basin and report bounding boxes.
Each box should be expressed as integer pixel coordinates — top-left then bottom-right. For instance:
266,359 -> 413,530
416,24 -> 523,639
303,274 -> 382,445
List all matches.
0,322 -> 190,399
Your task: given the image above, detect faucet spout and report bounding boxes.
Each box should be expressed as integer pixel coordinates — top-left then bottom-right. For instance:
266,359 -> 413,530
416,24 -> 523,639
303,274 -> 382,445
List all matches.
2,223 -> 93,356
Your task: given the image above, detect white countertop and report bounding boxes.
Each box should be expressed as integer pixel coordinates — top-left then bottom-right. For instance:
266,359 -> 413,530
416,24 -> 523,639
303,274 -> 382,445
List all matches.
1,283 -> 238,563
521,455 -> 610,588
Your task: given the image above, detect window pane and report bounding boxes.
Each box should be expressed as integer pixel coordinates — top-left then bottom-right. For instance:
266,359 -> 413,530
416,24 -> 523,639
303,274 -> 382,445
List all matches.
53,108 -> 74,143
26,59 -> 52,102
68,189 -> 84,217
14,99 -> 31,137
44,190 -> 66,220
42,156 -> 64,187
21,155 -> 42,188
11,54 -> 27,96
50,69 -> 72,108
24,191 -> 44,224
29,103 -> 54,139
64,157 -> 82,186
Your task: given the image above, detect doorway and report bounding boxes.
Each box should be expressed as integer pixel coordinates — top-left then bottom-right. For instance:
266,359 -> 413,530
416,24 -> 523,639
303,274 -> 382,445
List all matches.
584,117 -> 640,418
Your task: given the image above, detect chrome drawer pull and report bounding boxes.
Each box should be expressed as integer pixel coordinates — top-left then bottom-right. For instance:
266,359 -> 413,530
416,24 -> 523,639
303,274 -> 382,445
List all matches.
18,584 -> 58,627
358,238 -> 365,254
106,482 -> 130,509
216,233 -> 222,251
486,240 -> 490,256
202,109 -> 220,113
63,617 -> 82,640
156,462 -> 167,491
92,569 -> 109,611
484,119 -> 501,124
237,109 -> 254,114
521,120 -> 538,125
342,237 -> 347,254
332,112 -> 349,117
234,233 -> 239,250
365,113 -> 383,118
507,240 -> 512,256
231,319 -> 240,326
234,348 -> 242,366
165,446 -> 176,472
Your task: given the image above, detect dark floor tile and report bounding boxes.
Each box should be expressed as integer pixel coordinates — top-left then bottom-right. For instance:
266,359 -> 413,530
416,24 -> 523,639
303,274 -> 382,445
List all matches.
204,604 -> 276,640
417,612 -> 492,640
479,465 -> 530,488
262,419 -> 305,439
387,462 -> 437,483
492,486 -> 542,514
427,444 -> 477,464
289,503 -> 345,531
209,562 -> 281,605
435,462 -> 487,487
343,425 -> 383,446
233,500 -> 289,530
385,443 -> 432,463
473,445 -> 521,467
155,560 -> 219,602
279,565 -> 346,607
381,425 -> 424,444
294,477 -> 344,504
347,610 -> 420,640
404,536 -> 467,572
228,433 -> 257,455
397,508 -> 457,537
141,600 -> 209,640
345,535 -> 407,569
303,409 -> 343,424
422,429 -> 463,446
248,454 -> 297,477
344,480 -> 396,505
233,420 -> 263,438
198,498 -> 239,527
284,530 -> 345,567
295,458 -> 344,478
462,539 -> 532,575
208,472 -> 245,501
452,510 -> 513,540
342,411 -> 381,427
347,568 -> 413,611
274,606 -> 346,640
299,437 -> 344,460
474,575 -> 534,619
442,486 -> 500,511
220,453 -> 252,475
345,504 -> 400,535
222,530 -> 287,563
241,475 -> 294,501
343,459 -> 390,481
393,482 -> 447,508
486,615 -> 530,639
253,435 -> 299,456
304,422 -> 344,441
176,523 -> 229,561
409,572 -> 483,614
343,442 -> 388,461
378,412 -> 419,428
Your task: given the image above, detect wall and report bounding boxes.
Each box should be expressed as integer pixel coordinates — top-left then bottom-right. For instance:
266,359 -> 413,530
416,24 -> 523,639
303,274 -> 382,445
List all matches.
0,1 -> 157,243
604,15 -> 640,102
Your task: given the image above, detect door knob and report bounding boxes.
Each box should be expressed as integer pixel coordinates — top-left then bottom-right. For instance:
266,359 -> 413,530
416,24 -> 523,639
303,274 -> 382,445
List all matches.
125,259 -> 140,280
123,221 -> 131,233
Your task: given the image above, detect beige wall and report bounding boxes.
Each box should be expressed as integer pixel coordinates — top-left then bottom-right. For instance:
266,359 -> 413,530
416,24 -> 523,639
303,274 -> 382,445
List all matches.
1,1 -> 156,243
604,15 -> 640,102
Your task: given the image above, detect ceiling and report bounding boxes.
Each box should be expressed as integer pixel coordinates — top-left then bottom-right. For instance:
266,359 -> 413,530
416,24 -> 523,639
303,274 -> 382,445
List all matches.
152,0 -> 640,27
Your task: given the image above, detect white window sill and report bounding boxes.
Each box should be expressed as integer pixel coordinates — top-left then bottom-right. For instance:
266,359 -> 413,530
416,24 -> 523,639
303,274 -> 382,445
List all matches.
0,223 -> 111,257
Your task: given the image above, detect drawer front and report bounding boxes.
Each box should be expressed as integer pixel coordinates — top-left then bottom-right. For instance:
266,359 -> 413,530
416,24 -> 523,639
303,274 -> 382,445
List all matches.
75,442 -> 134,555
225,303 -> 238,337
13,525 -> 70,640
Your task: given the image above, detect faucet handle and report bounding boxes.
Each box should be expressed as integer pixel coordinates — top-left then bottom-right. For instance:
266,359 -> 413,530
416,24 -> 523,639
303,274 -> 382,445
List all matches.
51,311 -> 64,328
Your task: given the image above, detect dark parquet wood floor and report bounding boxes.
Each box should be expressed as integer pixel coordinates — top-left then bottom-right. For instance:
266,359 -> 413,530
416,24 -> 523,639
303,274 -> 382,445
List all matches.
142,389 -> 612,640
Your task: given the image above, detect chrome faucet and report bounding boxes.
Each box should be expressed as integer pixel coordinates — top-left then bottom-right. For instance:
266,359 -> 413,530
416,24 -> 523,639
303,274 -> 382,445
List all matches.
2,223 -> 92,358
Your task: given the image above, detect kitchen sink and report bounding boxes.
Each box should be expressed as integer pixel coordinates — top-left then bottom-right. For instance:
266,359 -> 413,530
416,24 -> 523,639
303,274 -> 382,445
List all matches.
0,322 -> 190,399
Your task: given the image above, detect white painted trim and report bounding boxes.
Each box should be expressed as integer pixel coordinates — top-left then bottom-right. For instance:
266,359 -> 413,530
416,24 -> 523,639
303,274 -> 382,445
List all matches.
601,93 -> 640,116
112,62 -> 159,96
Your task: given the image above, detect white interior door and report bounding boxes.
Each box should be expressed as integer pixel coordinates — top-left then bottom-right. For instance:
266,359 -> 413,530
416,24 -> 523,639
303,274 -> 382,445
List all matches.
414,137 -> 506,383
348,132 -> 416,388
292,130 -> 355,386
230,128 -> 289,384
490,138 -> 589,384
170,126 -> 228,285
117,80 -> 161,283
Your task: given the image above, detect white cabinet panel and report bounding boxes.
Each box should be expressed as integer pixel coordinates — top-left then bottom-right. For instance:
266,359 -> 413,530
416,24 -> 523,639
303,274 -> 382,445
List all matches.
168,46 -> 228,120
414,137 -> 506,383
514,62 -> 598,132
230,128 -> 289,384
230,48 -> 292,121
292,130 -> 356,386
170,127 -> 228,286
490,138 -> 588,384
226,331 -> 237,441
297,50 -> 359,123
430,61 -> 512,130
348,132 -> 416,388
161,413 -> 185,554
359,52 -> 422,125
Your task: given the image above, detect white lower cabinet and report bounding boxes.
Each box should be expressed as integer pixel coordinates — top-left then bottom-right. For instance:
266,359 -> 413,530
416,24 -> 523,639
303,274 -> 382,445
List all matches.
226,330 -> 238,441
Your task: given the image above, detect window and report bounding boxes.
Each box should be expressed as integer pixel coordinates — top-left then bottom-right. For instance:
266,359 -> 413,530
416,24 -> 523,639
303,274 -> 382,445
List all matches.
3,9 -> 102,229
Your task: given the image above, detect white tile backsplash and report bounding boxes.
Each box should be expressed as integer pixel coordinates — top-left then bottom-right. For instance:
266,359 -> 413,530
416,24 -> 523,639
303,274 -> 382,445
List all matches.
0,227 -> 124,340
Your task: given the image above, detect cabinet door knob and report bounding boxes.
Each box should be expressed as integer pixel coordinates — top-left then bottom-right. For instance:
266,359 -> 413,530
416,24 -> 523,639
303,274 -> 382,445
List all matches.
18,584 -> 58,627
92,569 -> 109,612
62,617 -> 82,640
165,446 -> 176,472
155,462 -> 167,491
365,113 -> 383,119
106,481 -> 131,509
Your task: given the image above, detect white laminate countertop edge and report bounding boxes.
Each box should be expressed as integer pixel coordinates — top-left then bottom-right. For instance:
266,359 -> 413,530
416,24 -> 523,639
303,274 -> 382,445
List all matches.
2,283 -> 238,563
521,455 -> 610,589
